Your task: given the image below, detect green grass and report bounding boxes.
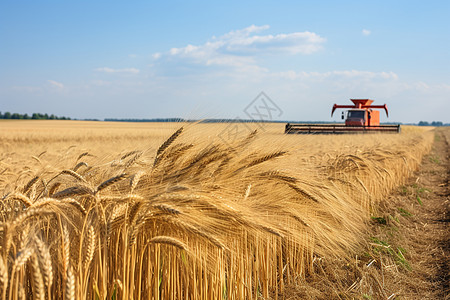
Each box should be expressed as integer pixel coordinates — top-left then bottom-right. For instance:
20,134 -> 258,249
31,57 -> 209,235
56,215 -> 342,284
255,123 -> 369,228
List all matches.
388,214 -> 399,223
417,187 -> 431,194
399,185 -> 408,195
371,216 -> 387,225
416,195 -> 423,206
398,208 -> 413,217
396,247 -> 411,271
369,238 -> 411,271
429,155 -> 440,164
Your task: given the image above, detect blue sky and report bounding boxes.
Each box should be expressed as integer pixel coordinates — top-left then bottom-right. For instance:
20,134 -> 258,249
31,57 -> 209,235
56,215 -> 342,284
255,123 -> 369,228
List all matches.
1,0 -> 449,123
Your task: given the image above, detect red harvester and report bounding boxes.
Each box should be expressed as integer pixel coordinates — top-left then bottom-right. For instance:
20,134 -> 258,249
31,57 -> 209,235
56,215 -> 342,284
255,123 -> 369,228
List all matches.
285,99 -> 400,134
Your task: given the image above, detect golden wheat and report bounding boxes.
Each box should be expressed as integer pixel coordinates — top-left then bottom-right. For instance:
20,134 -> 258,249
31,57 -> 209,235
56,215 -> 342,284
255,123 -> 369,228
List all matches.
0,120 -> 434,299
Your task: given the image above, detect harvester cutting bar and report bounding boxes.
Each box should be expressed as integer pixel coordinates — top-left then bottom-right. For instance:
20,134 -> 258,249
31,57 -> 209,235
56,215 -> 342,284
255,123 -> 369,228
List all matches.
285,123 -> 401,134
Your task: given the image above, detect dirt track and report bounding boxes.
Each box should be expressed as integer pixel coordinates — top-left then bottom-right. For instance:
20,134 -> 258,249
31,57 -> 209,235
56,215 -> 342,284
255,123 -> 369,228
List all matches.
401,127 -> 449,298
368,127 -> 449,299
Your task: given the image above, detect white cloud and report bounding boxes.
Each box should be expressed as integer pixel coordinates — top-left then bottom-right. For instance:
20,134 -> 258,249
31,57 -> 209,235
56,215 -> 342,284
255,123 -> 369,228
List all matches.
47,80 -> 64,89
415,81 -> 429,89
362,29 -> 371,36
272,70 -> 399,81
95,67 -> 140,74
153,25 -> 326,70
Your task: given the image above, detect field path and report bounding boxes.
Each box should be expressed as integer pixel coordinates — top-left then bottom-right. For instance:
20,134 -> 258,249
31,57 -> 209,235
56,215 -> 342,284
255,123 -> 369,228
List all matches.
385,127 -> 449,299
418,127 -> 450,298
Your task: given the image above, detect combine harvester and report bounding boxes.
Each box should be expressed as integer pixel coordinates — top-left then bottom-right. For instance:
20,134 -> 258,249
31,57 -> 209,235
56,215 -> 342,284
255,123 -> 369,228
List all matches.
285,99 -> 401,134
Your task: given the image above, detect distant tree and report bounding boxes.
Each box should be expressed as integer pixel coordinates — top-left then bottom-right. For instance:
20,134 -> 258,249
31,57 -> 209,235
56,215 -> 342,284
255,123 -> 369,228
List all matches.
431,121 -> 443,126
418,121 -> 429,126
1,111 -> 69,120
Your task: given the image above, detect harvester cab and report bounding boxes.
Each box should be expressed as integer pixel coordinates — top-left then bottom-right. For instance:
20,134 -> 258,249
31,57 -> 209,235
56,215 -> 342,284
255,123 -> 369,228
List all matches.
344,109 -> 377,127
332,99 -> 387,127
285,99 -> 400,134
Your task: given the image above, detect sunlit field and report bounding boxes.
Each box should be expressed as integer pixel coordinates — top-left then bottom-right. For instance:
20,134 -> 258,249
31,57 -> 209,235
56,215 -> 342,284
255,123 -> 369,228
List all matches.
0,120 -> 434,299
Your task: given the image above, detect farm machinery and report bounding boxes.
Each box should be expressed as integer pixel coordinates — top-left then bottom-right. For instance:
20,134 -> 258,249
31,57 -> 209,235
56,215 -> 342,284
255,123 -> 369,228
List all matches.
285,99 -> 401,134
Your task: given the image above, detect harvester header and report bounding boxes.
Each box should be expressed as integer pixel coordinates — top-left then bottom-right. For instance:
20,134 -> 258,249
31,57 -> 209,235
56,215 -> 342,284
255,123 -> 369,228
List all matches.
285,98 -> 400,134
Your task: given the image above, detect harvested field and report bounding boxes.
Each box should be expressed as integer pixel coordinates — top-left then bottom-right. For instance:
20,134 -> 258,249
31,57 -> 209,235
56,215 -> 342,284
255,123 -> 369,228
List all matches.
0,120 -> 444,299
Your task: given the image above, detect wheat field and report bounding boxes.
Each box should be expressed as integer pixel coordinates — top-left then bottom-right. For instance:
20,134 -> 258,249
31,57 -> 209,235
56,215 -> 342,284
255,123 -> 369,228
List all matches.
0,120 -> 434,299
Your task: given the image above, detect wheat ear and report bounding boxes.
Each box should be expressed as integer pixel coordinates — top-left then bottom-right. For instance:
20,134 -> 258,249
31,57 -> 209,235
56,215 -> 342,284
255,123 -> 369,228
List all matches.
13,247 -> 34,272
23,176 -> 39,194
65,266 -> 75,300
153,127 -> 184,166
31,254 -> 45,300
34,236 -> 53,288
0,257 -> 8,292
96,173 -> 127,193
7,193 -> 33,207
84,225 -> 96,271
150,236 -> 188,251
73,162 -> 88,172
60,170 -> 87,183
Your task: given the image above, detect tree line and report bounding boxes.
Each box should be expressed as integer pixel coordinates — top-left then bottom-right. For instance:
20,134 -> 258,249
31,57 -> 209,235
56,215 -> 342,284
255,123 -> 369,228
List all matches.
0,112 -> 71,120
418,121 -> 447,126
